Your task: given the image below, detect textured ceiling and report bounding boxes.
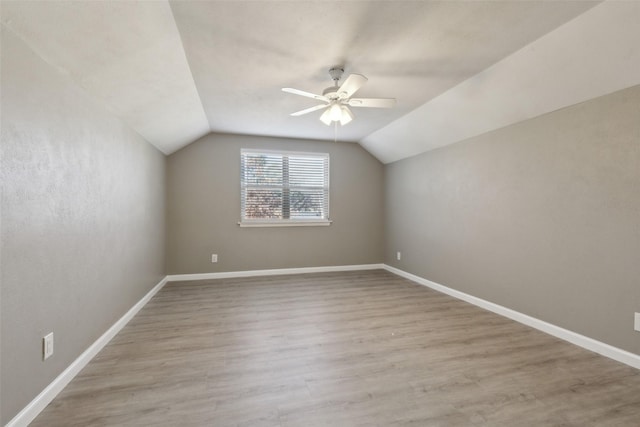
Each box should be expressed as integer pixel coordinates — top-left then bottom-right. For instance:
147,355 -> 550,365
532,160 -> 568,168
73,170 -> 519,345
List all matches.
3,0 -> 629,160
169,0 -> 597,146
363,1 -> 640,163
1,1 -> 209,154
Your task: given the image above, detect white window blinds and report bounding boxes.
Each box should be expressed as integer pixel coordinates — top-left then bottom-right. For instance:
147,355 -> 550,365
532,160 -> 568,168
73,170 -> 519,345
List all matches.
240,149 -> 330,225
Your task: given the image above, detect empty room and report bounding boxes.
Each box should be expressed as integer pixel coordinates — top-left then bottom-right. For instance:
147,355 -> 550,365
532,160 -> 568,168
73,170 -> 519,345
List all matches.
1,0 -> 639,426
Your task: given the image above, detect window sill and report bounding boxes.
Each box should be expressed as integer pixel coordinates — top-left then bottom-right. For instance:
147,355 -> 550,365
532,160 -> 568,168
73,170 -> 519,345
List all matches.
238,220 -> 332,228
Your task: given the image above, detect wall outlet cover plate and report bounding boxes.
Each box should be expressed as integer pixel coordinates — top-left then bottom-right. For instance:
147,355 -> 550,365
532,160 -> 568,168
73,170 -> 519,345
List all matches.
43,332 -> 54,360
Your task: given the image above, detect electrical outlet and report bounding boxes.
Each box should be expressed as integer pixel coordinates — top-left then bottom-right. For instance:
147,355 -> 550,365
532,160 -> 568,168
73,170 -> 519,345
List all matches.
211,254 -> 218,263
635,313 -> 640,332
43,332 -> 54,360
396,251 -> 401,261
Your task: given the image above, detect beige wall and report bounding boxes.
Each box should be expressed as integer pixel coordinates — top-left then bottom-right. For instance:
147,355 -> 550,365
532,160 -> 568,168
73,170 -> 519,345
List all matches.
166,133 -> 384,274
385,85 -> 640,355
0,28 -> 166,423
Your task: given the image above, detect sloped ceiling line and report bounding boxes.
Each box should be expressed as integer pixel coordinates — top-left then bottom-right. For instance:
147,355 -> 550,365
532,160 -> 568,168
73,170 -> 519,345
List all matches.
1,0 -> 210,155
362,1 -> 640,164
5,1 -> 637,162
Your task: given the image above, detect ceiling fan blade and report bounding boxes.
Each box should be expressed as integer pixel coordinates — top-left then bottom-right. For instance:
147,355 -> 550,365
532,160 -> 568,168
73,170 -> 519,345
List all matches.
290,104 -> 328,117
337,74 -> 368,98
282,87 -> 328,102
348,98 -> 397,108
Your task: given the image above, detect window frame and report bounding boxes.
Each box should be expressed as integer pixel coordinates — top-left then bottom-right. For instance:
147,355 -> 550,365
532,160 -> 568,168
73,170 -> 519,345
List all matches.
239,148 -> 331,227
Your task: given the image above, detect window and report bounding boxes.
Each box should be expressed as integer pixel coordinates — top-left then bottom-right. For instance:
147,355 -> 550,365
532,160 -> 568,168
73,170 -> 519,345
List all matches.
240,149 -> 330,226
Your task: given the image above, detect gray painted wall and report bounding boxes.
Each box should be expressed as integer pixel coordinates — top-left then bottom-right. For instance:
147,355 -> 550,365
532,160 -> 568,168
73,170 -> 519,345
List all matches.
1,28 -> 166,423
166,133 -> 384,274
385,85 -> 640,355
2,15 -> 637,424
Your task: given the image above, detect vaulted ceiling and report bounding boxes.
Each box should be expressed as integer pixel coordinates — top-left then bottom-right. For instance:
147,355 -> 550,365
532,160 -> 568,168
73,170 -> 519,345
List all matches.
2,1 -> 638,163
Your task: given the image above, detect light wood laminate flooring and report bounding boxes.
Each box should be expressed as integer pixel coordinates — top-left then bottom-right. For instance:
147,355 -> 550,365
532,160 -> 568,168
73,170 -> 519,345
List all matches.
32,270 -> 640,426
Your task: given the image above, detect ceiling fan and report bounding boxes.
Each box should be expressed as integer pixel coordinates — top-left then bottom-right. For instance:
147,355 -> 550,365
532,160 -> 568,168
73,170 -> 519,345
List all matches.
282,67 -> 396,126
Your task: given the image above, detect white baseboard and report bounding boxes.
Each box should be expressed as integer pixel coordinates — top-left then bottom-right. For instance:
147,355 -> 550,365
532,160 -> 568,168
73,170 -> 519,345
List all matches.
13,263 -> 634,427
6,277 -> 169,427
383,264 -> 640,370
7,264 -> 384,426
166,263 -> 385,282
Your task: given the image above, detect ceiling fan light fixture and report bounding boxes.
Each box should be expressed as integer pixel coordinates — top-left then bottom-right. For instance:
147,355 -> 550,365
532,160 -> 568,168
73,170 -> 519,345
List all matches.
329,103 -> 342,121
319,108 -> 333,126
340,106 -> 354,126
319,103 -> 353,126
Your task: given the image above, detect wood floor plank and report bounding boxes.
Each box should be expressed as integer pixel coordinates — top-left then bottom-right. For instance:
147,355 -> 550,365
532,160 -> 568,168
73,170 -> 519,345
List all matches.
31,270 -> 640,426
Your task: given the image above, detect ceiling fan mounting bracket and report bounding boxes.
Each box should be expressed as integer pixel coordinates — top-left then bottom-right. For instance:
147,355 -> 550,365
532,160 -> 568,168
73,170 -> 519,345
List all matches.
328,67 -> 345,84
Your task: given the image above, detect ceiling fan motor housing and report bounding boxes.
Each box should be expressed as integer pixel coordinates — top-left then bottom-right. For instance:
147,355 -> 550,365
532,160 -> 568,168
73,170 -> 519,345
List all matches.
322,86 -> 342,100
